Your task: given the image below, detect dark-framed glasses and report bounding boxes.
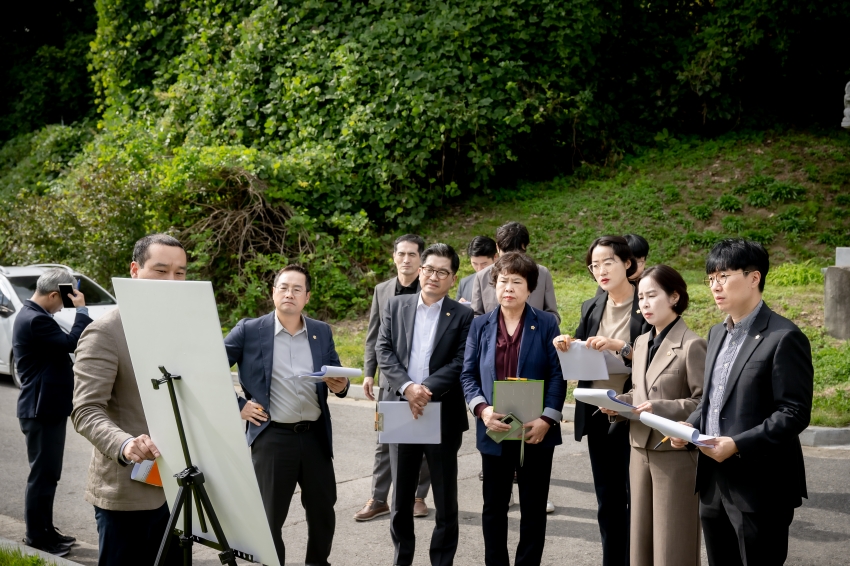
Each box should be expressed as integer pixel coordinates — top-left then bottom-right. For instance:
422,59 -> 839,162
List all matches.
420,266 -> 452,280
703,270 -> 751,287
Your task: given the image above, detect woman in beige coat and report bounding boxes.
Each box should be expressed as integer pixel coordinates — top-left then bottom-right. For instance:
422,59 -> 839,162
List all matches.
601,264 -> 706,566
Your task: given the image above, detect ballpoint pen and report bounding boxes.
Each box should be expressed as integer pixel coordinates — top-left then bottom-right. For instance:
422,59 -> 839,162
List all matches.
653,436 -> 670,450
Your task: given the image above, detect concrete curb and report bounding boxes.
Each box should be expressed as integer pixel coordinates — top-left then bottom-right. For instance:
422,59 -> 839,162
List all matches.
561,403 -> 850,447
0,536 -> 85,566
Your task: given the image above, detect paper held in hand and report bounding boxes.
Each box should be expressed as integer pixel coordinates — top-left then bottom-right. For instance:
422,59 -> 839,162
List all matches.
573,388 -> 637,416
639,412 -> 715,447
287,365 -> 362,383
558,340 -> 632,381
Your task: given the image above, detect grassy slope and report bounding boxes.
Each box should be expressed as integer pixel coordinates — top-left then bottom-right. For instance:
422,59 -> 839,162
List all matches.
331,131 -> 850,426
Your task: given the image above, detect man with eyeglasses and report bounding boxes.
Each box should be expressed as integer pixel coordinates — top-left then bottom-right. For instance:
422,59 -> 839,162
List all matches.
224,264 -> 350,566
377,243 -> 473,566
671,239 -> 813,566
356,234 -> 433,522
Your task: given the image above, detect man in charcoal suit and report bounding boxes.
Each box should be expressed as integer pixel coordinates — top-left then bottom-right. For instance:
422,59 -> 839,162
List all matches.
672,238 -> 813,566
377,243 -> 473,566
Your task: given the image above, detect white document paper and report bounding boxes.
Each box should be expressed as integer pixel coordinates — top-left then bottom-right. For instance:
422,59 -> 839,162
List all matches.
557,341 -> 608,381
639,412 -> 715,447
378,401 -> 441,444
573,388 -> 636,414
603,350 -> 632,375
289,365 -> 362,383
113,279 -> 279,565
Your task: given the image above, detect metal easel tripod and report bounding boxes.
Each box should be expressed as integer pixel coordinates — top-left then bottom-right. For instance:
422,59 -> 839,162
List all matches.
152,366 -> 239,566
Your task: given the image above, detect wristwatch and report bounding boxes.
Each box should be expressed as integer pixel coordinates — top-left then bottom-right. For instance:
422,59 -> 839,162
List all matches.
619,343 -> 632,358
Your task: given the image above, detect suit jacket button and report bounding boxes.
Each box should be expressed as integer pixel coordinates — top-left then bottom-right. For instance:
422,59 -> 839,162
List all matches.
652,386 -> 657,392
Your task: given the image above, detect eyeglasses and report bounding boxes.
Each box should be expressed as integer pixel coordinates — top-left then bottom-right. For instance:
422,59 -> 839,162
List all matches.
274,285 -> 306,295
420,266 -> 452,280
587,258 -> 619,274
703,270 -> 751,287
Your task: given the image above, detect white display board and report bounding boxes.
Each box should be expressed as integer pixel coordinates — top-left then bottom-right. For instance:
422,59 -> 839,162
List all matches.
113,279 -> 279,566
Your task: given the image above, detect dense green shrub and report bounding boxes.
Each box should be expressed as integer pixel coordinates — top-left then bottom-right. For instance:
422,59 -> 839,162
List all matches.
689,204 -> 713,221
769,261 -> 824,286
717,194 -> 742,212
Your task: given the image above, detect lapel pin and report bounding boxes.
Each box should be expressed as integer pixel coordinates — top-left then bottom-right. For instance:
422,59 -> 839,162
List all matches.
531,325 -> 536,330
667,351 -> 672,356
446,312 -> 451,316
755,335 -> 760,340
313,335 -> 317,340
636,309 -> 641,314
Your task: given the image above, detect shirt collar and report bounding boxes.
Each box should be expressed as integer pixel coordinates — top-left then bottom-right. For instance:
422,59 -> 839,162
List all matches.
649,316 -> 680,345
416,293 -> 445,311
25,299 -> 52,317
723,300 -> 764,334
274,314 -> 308,336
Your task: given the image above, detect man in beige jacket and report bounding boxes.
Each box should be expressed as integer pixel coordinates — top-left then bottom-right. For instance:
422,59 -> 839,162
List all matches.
72,234 -> 187,566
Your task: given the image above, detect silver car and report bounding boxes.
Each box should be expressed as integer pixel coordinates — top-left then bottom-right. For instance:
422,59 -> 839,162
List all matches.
0,264 -> 118,388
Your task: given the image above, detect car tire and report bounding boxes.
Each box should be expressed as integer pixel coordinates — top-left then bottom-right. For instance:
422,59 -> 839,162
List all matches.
10,354 -> 22,389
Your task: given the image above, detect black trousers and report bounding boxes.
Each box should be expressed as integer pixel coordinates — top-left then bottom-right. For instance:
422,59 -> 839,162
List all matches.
586,413 -> 631,566
390,432 -> 463,566
700,484 -> 794,566
481,441 -> 554,566
94,503 -> 181,566
19,417 -> 66,544
252,425 -> 336,566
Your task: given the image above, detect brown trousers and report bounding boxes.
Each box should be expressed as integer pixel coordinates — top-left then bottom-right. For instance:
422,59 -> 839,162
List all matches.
630,447 -> 701,566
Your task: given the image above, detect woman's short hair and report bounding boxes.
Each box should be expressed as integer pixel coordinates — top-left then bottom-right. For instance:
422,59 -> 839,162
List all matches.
584,235 -> 637,280
639,265 -> 690,314
489,252 -> 539,293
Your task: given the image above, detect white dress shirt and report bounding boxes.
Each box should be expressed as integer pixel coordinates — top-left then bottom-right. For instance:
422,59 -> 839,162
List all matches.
400,294 -> 444,395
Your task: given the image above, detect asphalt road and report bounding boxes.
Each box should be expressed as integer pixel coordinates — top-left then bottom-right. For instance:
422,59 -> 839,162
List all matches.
1,374 -> 849,565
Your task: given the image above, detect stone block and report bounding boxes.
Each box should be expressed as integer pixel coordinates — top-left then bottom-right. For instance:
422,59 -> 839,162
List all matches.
837,247 -> 850,267
825,266 -> 850,340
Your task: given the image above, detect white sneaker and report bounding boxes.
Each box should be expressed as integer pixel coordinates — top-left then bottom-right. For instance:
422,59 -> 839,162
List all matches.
546,500 -> 555,513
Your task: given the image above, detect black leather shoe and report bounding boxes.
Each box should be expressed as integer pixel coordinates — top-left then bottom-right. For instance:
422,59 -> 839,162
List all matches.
53,528 -> 76,546
23,538 -> 71,557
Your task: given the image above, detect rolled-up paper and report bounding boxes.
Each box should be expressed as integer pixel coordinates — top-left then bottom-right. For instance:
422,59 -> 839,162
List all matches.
639,412 -> 715,447
287,365 -> 363,382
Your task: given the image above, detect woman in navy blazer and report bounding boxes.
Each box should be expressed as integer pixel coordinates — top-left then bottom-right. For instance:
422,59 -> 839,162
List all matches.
460,253 -> 566,566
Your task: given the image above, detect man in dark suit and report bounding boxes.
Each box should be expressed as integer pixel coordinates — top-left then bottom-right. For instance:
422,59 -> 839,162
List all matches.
356,234 -> 432,521
672,239 -> 813,566
224,264 -> 350,566
377,243 -> 473,566
14,268 -> 91,556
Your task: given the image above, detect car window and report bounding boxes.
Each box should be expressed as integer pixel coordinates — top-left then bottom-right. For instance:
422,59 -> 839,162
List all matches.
7,276 -> 37,303
7,275 -> 116,305
76,277 -> 116,305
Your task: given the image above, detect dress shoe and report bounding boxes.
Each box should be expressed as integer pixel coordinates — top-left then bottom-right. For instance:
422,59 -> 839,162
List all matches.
413,498 -> 429,517
546,499 -> 555,513
53,528 -> 76,546
354,499 -> 390,521
23,538 -> 71,557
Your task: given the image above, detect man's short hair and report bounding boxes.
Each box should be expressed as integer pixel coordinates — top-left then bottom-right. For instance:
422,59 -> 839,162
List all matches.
467,236 -> 497,259
624,234 -> 650,259
489,252 -> 539,293
133,234 -> 185,267
35,268 -> 75,295
585,235 -> 638,280
705,239 -> 769,292
421,243 -> 460,274
640,265 -> 690,314
495,222 -> 530,253
393,234 -> 426,254
274,264 -> 312,293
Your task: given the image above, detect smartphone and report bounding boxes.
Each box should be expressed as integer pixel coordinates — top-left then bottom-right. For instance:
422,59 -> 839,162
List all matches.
58,283 -> 76,308
486,412 -> 524,444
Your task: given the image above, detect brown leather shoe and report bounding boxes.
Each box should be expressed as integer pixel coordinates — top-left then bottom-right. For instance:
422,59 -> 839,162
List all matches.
413,498 -> 429,517
354,499 -> 390,521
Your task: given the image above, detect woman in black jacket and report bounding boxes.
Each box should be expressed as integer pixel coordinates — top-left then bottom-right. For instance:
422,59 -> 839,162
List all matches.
553,235 -> 651,566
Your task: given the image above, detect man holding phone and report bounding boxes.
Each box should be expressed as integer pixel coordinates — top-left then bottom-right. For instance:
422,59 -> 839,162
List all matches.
14,268 -> 90,556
